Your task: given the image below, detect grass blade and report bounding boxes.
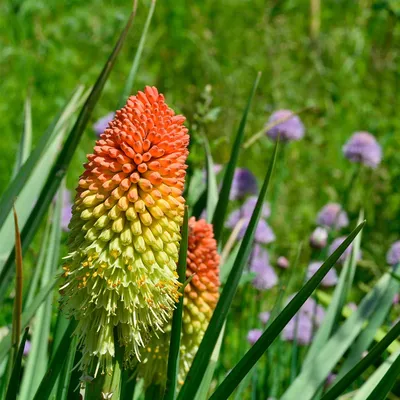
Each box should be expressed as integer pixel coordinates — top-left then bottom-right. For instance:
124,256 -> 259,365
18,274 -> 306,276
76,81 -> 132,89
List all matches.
211,72 -> 261,241
164,207 -> 189,400
321,319 -> 400,400
0,278 -> 61,363
208,221 -> 365,400
32,322 -> 75,400
12,96 -> 32,177
303,212 -> 363,369
0,86 -> 83,235
0,9 -> 136,299
177,139 -> 278,400
4,327 -> 29,400
337,266 -> 399,378
203,134 -> 219,223
19,192 -> 62,400
365,353 -> 400,400
353,350 -> 400,400
119,0 -> 156,107
281,265 -> 393,400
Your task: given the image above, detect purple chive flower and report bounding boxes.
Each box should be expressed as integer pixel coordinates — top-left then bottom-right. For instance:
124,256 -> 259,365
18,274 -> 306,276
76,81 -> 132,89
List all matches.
250,245 -> 278,290
23,340 -> 31,356
226,197 -> 275,244
61,190 -> 73,232
265,109 -> 305,142
310,227 -> 328,249
316,203 -> 349,230
277,256 -> 289,269
307,262 -> 338,287
230,168 -> 258,200
93,112 -> 115,137
343,131 -> 382,169
259,311 -> 271,325
387,241 -> 400,266
282,296 -> 325,345
247,329 -> 263,345
326,373 -> 337,387
393,294 -> 399,305
329,236 -> 361,264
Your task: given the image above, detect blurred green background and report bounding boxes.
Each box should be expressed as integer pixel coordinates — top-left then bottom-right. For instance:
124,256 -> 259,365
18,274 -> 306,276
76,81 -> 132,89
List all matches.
1,0 -> 400,273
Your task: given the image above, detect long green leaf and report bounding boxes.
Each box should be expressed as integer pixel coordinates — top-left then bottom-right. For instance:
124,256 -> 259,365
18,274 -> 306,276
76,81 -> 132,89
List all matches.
19,192 -> 62,400
177,138 -> 278,400
337,266 -> 399,379
321,319 -> 400,400
281,267 -> 393,400
0,278 -> 60,363
12,96 -> 32,178
353,350 -> 400,400
32,322 -> 75,400
0,86 -> 83,235
303,213 -> 363,369
203,135 -> 219,223
4,328 -> 29,400
365,353 -> 400,400
0,10 -> 136,299
164,207 -> 189,400
0,86 -> 85,276
208,221 -> 365,400
211,72 -> 261,241
119,0 -> 156,107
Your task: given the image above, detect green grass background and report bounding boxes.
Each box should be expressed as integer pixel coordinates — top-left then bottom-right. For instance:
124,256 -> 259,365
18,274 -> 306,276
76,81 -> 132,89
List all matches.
1,0 -> 400,277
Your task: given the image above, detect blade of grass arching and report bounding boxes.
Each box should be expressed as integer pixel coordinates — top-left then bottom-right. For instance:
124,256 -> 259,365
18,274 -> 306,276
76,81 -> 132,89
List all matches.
194,324 -> 226,400
280,268 -> 393,400
208,221 -> 365,400
118,0 -> 156,107
302,224 -> 362,369
164,207 -> 189,400
365,353 -> 400,400
12,96 -> 32,178
220,242 -> 241,284
191,189 -> 207,219
0,85 -> 84,235
55,335 -> 78,400
23,215 -> 51,307
352,350 -> 400,400
4,327 -> 29,400
321,319 -> 400,400
211,72 -> 261,241
19,192 -> 62,400
32,321 -> 75,400
177,140 -> 277,400
0,10 -> 137,300
0,278 -> 61,363
337,265 -> 399,379
203,134 -> 219,223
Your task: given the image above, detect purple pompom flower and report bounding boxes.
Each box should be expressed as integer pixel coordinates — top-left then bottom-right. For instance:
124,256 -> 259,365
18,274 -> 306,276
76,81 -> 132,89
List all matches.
329,236 -> 362,264
230,168 -> 258,200
61,190 -> 73,232
393,294 -> 399,305
247,329 -> 263,345
93,112 -> 115,137
226,197 -> 274,244
387,241 -> 400,266
347,302 -> 358,312
265,109 -> 305,142
277,256 -> 289,269
259,311 -> 271,325
307,262 -> 338,287
23,340 -> 31,356
250,245 -> 278,290
316,203 -> 349,230
282,296 -> 325,345
343,131 -> 382,168
310,227 -> 328,249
